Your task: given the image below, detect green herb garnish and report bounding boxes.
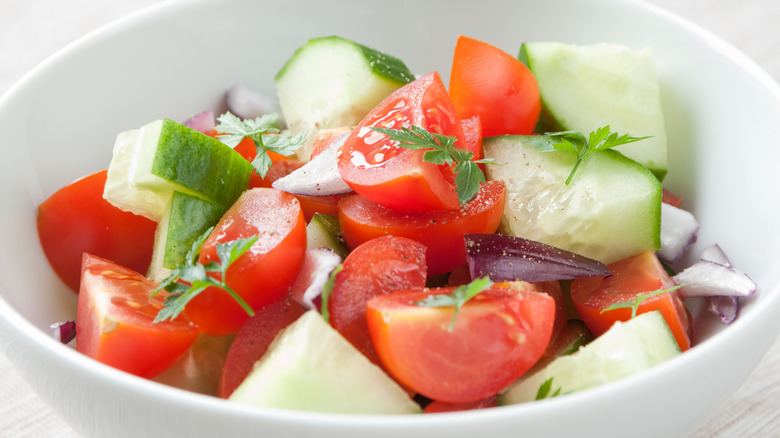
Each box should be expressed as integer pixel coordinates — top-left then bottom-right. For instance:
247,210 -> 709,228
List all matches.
215,112 -> 307,178
600,284 -> 687,319
152,227 -> 258,323
319,264 -> 344,323
371,125 -> 497,204
526,125 -> 651,185
536,377 -> 563,400
414,277 -> 494,331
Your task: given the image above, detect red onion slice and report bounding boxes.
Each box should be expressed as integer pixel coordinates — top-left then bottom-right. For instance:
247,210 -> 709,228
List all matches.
465,233 -> 610,283
272,132 -> 352,196
708,295 -> 739,324
50,320 -> 77,344
658,203 -> 699,263
183,109 -> 216,134
288,248 -> 343,310
225,83 -> 278,120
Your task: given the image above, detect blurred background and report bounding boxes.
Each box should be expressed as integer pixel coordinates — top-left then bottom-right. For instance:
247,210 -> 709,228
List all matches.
1,0 -> 778,436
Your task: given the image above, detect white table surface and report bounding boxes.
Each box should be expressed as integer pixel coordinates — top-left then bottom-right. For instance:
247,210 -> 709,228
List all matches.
2,0 -> 779,436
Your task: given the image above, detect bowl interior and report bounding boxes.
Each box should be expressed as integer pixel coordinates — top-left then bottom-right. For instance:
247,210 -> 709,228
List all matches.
1,0 -> 780,437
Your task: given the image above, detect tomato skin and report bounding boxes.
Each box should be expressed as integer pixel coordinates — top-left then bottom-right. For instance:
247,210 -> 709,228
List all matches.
424,397 -> 497,413
366,285 -> 555,403
217,297 -> 306,398
337,72 -> 466,211
37,169 -> 157,292
328,235 -> 427,367
76,254 -> 198,379
570,250 -> 692,351
449,35 -> 541,136
338,180 -> 505,275
187,188 -> 307,336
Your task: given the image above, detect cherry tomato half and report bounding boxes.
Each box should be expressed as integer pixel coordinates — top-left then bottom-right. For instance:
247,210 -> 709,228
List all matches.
37,169 -> 157,292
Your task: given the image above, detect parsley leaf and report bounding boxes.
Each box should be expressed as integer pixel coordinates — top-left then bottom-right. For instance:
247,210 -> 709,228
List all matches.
214,112 -> 307,178
414,277 -> 494,331
151,227 -> 258,323
536,377 -> 563,400
527,125 -> 651,185
319,264 -> 343,323
371,125 -> 496,204
600,283 -> 687,318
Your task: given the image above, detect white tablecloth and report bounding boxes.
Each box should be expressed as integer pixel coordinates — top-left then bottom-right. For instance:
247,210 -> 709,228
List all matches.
2,0 -> 779,436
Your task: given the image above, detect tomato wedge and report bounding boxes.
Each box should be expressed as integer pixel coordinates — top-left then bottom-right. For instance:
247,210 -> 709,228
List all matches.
187,188 -> 307,336
328,235 -> 427,367
570,250 -> 693,351
37,169 -> 157,292
366,284 -> 556,403
449,35 -> 541,136
76,254 -> 198,378
338,180 -> 505,275
337,72 -> 466,211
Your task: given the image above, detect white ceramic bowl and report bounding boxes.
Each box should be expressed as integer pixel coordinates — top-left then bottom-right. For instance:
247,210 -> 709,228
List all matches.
2,0 -> 780,436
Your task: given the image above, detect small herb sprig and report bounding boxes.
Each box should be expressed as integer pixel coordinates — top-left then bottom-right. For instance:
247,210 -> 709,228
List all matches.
536,377 -> 563,400
600,283 -> 687,319
371,125 -> 496,204
319,264 -> 344,323
215,112 -> 307,178
152,227 -> 258,323
414,277 -> 494,331
526,125 -> 651,185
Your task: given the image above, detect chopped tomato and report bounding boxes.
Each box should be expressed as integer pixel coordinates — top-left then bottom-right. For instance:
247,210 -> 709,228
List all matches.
328,236 -> 427,367
662,188 -> 684,207
76,254 -> 198,378
187,188 -> 307,336
424,396 -> 497,413
217,297 -> 306,398
570,250 -> 692,351
461,115 -> 483,162
366,284 -> 556,403
448,35 -> 541,136
309,127 -> 353,158
338,180 -> 505,275
337,72 -> 466,211
37,169 -> 157,292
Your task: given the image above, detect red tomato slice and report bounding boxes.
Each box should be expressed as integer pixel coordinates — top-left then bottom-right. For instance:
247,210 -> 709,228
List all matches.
217,297 -> 306,398
461,115 -> 483,162
187,188 -> 307,336
449,35 -> 541,136
328,235 -> 427,367
337,180 -> 505,275
570,250 -> 692,351
37,169 -> 157,292
366,285 -> 556,403
337,72 -> 466,211
76,254 -> 198,378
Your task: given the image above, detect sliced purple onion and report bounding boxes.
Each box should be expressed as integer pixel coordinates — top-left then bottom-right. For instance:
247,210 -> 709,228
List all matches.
225,83 -> 278,120
50,320 -> 76,344
272,132 -> 352,196
183,109 -> 216,134
465,233 -> 611,283
288,248 -> 343,310
708,295 -> 739,324
700,243 -> 731,266
658,203 -> 699,263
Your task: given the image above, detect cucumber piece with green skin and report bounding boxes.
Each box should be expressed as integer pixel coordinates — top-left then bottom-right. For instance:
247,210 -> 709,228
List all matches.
104,118 -> 252,222
148,191 -> 226,282
275,36 -> 415,160
483,135 -> 662,264
229,310 -> 420,414
498,310 -> 680,405
306,213 -> 348,258
520,42 -> 668,180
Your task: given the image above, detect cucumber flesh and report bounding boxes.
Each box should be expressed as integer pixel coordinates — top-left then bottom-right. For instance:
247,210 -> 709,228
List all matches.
498,310 -> 680,405
229,310 -> 420,414
483,135 -> 662,264
306,213 -> 348,258
520,42 -> 668,180
104,118 -> 252,222
275,36 -> 414,160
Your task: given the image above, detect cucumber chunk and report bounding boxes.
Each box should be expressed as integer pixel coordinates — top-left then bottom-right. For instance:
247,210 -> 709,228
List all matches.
104,118 -> 252,222
275,36 -> 414,160
229,310 -> 420,414
498,310 -> 680,405
483,135 -> 662,264
520,42 -> 668,180
306,213 -> 348,258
